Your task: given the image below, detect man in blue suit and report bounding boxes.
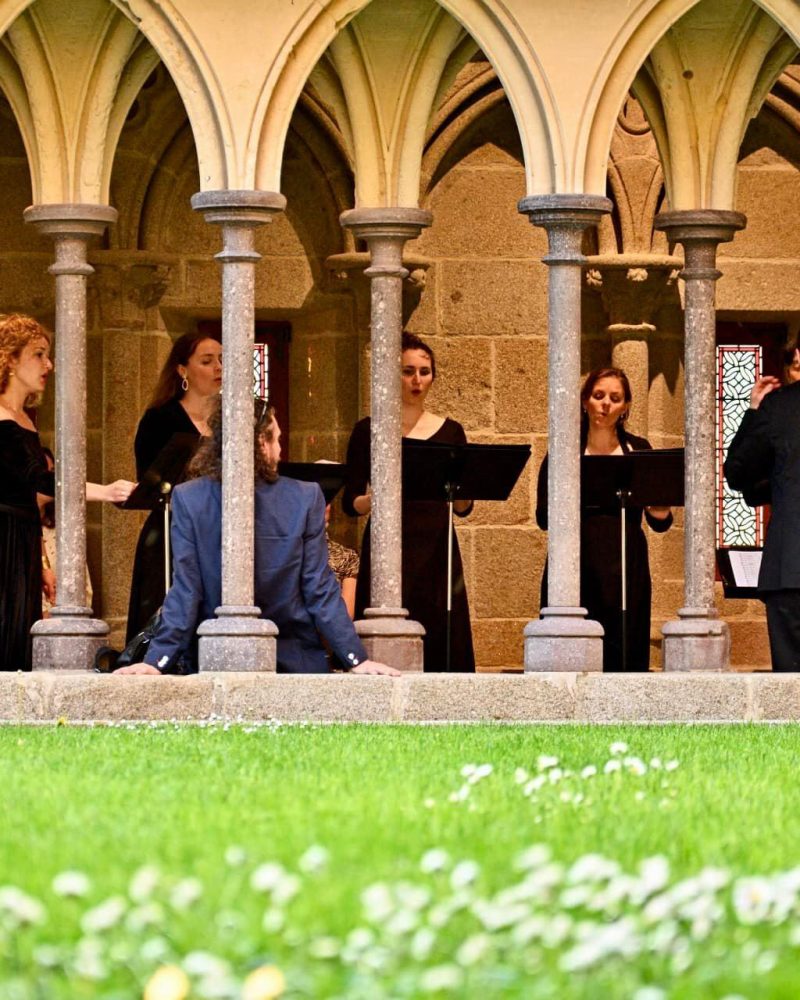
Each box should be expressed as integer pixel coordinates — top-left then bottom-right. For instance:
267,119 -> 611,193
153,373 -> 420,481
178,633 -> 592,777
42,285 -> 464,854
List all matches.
117,399 -> 397,676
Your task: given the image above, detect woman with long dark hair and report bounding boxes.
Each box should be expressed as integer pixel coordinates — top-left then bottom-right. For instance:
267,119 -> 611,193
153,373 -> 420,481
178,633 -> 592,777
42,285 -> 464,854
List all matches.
126,331 -> 222,640
536,367 -> 672,671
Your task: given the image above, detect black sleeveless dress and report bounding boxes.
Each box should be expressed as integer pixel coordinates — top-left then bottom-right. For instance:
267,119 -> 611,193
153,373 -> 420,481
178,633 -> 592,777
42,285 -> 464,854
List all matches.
0,421 -> 54,671
343,416 -> 476,672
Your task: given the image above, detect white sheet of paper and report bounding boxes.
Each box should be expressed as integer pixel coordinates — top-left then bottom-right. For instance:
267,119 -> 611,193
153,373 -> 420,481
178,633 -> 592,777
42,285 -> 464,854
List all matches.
728,550 -> 762,589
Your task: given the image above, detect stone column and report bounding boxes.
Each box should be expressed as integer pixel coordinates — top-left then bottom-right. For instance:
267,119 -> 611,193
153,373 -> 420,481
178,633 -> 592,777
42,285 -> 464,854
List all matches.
518,194 -> 612,671
655,210 -> 746,671
339,208 -> 431,671
24,205 -> 117,670
585,255 -> 679,437
190,190 -> 285,671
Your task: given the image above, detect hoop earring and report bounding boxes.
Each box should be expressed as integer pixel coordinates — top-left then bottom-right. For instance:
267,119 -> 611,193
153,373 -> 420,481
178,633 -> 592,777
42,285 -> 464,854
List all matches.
181,377 -> 189,392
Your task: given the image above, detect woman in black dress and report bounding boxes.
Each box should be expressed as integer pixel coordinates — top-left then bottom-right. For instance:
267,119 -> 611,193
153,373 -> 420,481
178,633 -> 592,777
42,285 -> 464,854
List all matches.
343,333 -> 475,672
0,314 -> 134,670
536,367 -> 672,672
126,332 -> 222,640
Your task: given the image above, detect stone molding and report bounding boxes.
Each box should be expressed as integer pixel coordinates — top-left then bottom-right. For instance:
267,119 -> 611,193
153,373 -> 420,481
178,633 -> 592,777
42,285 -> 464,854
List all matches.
2,672 -> 798,724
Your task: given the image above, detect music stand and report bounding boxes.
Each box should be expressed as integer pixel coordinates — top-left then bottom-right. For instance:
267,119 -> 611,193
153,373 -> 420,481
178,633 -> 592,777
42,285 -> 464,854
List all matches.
402,440 -> 531,670
581,448 -> 684,672
278,462 -> 347,505
119,432 -> 199,592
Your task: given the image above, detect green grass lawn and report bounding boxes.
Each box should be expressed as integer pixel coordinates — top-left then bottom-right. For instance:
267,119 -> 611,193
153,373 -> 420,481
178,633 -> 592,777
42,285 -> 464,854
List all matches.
1,723 -> 800,999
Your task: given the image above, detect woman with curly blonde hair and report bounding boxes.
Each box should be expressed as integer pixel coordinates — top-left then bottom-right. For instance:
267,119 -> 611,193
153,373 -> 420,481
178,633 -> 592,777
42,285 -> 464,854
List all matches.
0,314 -> 135,670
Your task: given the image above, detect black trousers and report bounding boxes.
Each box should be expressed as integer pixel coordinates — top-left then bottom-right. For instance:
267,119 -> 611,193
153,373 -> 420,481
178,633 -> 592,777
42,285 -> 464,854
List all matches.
763,590 -> 800,671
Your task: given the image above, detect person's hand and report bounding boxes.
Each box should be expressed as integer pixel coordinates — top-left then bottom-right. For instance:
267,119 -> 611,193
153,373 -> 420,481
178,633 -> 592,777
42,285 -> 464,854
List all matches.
354,487 -> 372,516
750,376 -> 780,410
114,663 -> 161,675
41,567 -> 56,604
351,659 -> 401,676
104,480 -> 137,503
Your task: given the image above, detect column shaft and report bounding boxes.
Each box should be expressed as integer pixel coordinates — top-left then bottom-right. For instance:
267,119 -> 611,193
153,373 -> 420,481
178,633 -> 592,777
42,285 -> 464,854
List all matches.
655,210 -> 746,671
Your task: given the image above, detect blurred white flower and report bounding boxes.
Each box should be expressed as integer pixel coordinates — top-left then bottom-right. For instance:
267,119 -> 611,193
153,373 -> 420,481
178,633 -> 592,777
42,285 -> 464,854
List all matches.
514,767 -> 529,784
610,741 -> 629,755
514,845 -> 551,871
603,759 -> 622,774
523,776 -> 547,795
460,763 -> 477,777
386,908 -> 420,935
547,767 -> 564,784
262,908 -> 285,933
733,877 -> 773,924
52,870 -> 91,898
450,861 -> 480,890
298,845 -> 329,875
0,886 -> 45,926
419,964 -> 464,992
410,926 -> 436,961
143,964 -> 190,1000
80,896 -> 126,934
169,878 -> 203,911
420,849 -> 450,874
472,899 -> 529,931
580,765 -> 597,779
183,951 -> 231,978
272,874 -> 301,905
665,760 -> 680,771
140,937 -> 171,963
510,915 -> 547,945
224,846 -> 247,867
361,883 -> 394,922
541,912 -> 573,948
567,854 -> 620,885
649,757 -> 663,769
73,936 -> 108,981
308,936 -> 340,959
125,902 -> 165,933
456,933 -> 490,966
250,863 -> 286,894
129,865 -> 160,903
537,755 -> 559,771
242,965 -> 286,1000
632,988 -> 666,1000
396,882 -> 431,911
638,856 -> 671,897
623,756 -> 647,776
32,944 -> 62,968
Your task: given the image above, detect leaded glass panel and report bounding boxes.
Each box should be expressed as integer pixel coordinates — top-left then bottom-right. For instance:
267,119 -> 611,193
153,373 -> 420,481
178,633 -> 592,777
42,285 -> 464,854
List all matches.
253,342 -> 268,399
716,345 -> 763,547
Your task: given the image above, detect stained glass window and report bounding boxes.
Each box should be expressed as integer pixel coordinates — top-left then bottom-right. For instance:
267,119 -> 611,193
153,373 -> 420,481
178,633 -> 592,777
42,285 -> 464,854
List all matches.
716,345 -> 763,547
253,342 -> 269,399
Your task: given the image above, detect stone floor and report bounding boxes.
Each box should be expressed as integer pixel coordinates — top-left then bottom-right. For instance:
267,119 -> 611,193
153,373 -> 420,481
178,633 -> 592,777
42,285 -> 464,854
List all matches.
1,671 -> 799,723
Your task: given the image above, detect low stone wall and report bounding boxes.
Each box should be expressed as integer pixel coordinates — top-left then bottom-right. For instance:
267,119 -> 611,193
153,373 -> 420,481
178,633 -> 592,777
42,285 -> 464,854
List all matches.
1,672 -> 799,723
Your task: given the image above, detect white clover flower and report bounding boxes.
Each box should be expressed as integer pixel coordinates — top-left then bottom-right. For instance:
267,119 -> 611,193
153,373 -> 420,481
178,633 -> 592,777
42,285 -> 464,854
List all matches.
140,937 -> 171,963
647,919 -> 679,954
560,885 -> 593,909
195,971 -> 239,999
603,759 -> 622,774
623,756 -> 647,776
423,798 -> 436,809
80,896 -> 126,934
664,759 -> 680,771
395,882 -> 431,911
308,936 -> 340,959
361,883 -> 394,922
125,902 -> 165,933
33,944 -> 63,968
448,786 -> 470,803
546,766 -> 563,784
0,886 -> 46,926
419,964 -> 464,992
559,940 -> 604,971
224,846 -> 247,867
474,763 -> 493,780
566,854 -> 620,885
472,898 -> 529,931
450,860 -> 480,890
410,926 -> 436,961
262,907 -> 285,933
298,845 -> 329,875
650,757 -> 663,769
169,878 -> 203,911
609,741 -> 629,755
632,988 -> 666,1000
129,865 -> 160,903
420,848 -> 450,874
52,870 -> 91,899
250,863 -> 286,894
733,877 -> 773,924
183,951 -> 231,978
638,856 -> 671,897
514,767 -> 529,784
580,765 -> 597,779
386,907 -> 420,935
696,867 -> 731,892
523,775 -> 547,796
460,763 -> 476,777
73,937 -> 108,981
346,927 -> 374,951
272,874 -> 301,905
511,915 -> 547,945
514,844 -> 552,871
541,912 -> 573,948
537,755 -> 559,771
456,933 -> 490,966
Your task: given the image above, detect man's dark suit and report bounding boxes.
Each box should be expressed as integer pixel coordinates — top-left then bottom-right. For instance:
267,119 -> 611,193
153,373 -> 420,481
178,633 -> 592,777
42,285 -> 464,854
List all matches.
724,381 -> 800,669
144,475 -> 368,673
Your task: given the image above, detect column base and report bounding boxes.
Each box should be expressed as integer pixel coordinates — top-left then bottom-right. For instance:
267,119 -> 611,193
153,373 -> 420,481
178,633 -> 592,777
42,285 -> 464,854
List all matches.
31,611 -> 109,671
197,607 -> 279,672
524,607 -> 604,672
355,608 -> 425,672
661,610 -> 731,671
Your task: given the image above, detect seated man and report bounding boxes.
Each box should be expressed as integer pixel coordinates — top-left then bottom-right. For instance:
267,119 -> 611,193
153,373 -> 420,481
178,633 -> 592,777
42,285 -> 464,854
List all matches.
117,398 -> 397,676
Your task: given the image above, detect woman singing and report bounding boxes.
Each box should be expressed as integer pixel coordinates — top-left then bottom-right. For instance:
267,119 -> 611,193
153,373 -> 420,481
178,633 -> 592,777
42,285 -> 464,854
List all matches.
0,314 -> 134,670
536,367 -> 672,672
126,331 -> 222,640
343,332 -> 475,672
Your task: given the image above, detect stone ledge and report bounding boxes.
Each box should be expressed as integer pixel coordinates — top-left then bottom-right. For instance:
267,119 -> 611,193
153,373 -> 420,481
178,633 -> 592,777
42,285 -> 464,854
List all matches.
0,672 -> 798,723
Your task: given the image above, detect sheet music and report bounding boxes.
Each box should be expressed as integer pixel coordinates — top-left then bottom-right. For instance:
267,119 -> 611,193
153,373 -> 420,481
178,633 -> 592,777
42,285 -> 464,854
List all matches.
728,550 -> 762,589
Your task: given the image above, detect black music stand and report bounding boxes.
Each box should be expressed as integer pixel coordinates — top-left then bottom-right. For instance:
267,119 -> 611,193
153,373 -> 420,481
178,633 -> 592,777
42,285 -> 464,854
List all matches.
279,462 -> 347,505
119,432 -> 198,592
581,448 -> 684,672
402,440 -> 531,670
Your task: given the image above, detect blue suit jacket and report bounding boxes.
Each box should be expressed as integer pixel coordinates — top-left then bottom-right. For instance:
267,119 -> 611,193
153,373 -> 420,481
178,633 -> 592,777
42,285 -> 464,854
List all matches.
144,476 -> 368,673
